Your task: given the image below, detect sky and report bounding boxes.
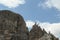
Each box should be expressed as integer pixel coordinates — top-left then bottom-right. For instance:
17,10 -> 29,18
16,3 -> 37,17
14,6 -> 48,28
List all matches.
0,0 -> 60,39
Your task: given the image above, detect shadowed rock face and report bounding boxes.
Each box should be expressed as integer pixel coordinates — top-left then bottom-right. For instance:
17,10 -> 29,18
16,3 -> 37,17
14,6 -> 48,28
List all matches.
0,10 -> 29,40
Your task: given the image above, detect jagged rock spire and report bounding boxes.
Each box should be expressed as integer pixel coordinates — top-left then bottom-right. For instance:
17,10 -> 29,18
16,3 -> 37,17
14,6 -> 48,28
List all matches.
29,23 -> 44,40
43,29 -> 47,34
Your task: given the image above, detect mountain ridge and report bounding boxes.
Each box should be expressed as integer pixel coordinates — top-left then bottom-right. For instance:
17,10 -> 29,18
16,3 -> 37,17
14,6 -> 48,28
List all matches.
0,10 -> 59,40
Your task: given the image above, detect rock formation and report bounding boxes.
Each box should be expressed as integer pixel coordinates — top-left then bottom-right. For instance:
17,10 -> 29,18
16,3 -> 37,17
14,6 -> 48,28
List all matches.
0,10 -> 59,40
29,23 -> 44,40
29,23 -> 59,40
0,10 -> 29,40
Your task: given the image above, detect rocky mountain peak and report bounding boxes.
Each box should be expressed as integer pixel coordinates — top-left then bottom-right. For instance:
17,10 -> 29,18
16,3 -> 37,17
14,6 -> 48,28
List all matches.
43,29 -> 47,34
0,10 -> 59,40
0,10 -> 29,40
29,23 -> 44,40
29,23 -> 59,40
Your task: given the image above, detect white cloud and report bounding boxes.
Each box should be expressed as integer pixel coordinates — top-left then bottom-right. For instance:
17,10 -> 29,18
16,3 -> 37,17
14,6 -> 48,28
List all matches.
38,0 -> 60,11
26,20 -> 60,39
26,20 -> 35,29
0,0 -> 25,8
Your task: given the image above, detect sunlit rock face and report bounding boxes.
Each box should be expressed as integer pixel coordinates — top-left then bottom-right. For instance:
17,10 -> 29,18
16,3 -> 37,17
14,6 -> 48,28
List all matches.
0,10 -> 29,40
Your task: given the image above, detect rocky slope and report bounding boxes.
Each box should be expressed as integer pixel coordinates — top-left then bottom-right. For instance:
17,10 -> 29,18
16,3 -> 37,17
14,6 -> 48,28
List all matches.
29,23 -> 59,40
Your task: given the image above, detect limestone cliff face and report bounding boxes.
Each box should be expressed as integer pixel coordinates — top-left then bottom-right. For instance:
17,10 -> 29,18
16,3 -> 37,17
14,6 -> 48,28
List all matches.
0,10 -> 29,40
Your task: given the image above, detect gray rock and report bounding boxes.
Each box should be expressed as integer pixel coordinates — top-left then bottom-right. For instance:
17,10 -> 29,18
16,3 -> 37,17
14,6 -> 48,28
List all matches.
0,10 -> 29,40
0,10 -> 59,40
29,23 -> 59,40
